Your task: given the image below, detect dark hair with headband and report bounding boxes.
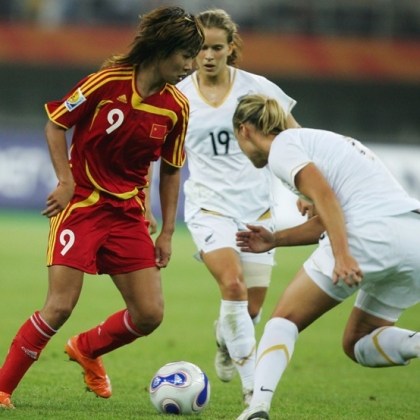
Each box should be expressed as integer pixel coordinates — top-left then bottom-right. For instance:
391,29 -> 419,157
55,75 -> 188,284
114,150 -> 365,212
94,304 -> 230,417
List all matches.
102,6 -> 204,69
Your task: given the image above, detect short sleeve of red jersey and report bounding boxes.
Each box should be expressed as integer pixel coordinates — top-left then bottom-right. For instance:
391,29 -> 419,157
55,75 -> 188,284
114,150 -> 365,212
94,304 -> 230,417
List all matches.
44,72 -> 104,130
160,85 -> 189,168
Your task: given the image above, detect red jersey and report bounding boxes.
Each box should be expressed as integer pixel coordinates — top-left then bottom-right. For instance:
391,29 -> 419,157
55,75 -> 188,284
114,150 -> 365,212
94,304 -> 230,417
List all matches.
45,65 -> 188,203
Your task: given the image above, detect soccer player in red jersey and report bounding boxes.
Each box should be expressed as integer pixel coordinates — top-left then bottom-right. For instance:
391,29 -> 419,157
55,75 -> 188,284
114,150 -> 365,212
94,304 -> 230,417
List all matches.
0,6 -> 204,408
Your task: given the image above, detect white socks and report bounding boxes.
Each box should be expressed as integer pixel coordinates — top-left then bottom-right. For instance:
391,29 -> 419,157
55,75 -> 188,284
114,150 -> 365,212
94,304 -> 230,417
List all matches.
251,317 -> 298,407
219,300 -> 256,390
235,321 -> 420,410
252,308 -> 262,325
355,326 -> 420,367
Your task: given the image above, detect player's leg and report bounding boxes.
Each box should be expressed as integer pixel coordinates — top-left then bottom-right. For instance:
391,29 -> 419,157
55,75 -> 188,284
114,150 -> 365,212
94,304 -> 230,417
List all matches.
0,265 -> 83,406
247,286 -> 267,324
203,247 -> 256,400
344,291 -> 420,367
242,214 -> 275,325
237,267 -> 341,420
66,266 -> 162,399
92,209 -> 163,350
345,212 -> 420,367
241,261 -> 271,405
187,212 -> 256,400
112,266 -> 164,336
64,206 -> 159,398
42,265 -> 85,328
243,261 -> 272,323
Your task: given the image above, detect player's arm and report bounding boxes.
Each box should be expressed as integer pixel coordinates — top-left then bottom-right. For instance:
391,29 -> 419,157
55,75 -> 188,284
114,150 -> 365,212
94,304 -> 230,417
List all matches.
294,163 -> 363,286
236,215 -> 325,253
155,87 -> 188,266
273,216 -> 324,246
42,120 -> 75,218
286,110 -> 318,218
154,160 -> 181,268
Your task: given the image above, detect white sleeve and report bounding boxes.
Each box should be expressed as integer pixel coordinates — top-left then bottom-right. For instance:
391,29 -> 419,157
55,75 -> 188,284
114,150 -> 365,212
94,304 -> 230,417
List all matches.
268,131 -> 311,189
256,77 -> 297,115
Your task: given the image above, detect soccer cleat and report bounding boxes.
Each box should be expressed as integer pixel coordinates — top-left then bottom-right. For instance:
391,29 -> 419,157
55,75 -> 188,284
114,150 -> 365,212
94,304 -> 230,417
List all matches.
0,391 -> 14,409
65,335 -> 112,398
243,388 -> 253,405
214,319 -> 236,382
236,402 -> 270,420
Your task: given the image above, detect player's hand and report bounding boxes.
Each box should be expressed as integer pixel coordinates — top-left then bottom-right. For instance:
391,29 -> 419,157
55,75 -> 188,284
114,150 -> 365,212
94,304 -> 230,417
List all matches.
154,232 -> 172,268
332,254 -> 364,287
236,224 -> 276,253
297,198 -> 316,219
42,183 -> 75,218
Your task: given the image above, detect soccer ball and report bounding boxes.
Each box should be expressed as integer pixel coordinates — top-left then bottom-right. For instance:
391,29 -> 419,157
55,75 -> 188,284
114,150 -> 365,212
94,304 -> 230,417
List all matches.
149,361 -> 211,415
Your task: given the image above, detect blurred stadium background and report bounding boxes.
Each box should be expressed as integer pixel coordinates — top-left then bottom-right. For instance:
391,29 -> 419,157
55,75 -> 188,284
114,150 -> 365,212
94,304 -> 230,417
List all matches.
0,0 -> 419,226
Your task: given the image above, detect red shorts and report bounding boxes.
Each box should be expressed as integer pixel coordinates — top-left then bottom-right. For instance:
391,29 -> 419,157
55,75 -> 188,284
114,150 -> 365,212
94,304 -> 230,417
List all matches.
47,186 -> 155,275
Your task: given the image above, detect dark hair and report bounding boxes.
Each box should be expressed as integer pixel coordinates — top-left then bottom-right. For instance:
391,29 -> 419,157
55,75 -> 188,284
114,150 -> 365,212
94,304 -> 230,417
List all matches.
102,6 -> 204,69
197,9 -> 243,66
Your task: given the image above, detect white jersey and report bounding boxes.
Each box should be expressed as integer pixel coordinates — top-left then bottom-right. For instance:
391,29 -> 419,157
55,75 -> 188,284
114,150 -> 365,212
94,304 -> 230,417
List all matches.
269,128 -> 420,223
177,67 -> 296,223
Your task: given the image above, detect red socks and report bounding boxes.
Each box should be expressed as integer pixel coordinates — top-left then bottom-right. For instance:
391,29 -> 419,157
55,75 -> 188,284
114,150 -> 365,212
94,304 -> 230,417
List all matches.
0,309 -> 143,395
0,312 -> 56,394
77,309 -> 145,359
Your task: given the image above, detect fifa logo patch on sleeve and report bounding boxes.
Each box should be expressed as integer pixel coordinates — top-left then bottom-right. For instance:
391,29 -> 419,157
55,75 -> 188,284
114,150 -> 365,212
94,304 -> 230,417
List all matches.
65,88 -> 86,112
150,124 -> 167,139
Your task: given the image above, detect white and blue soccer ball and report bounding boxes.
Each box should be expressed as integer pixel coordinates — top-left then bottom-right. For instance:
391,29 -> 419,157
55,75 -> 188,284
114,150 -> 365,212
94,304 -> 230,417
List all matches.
149,361 -> 211,415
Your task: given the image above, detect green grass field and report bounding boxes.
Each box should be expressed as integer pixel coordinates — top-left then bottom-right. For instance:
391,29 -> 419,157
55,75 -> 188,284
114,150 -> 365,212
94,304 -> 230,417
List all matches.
1,210 -> 420,419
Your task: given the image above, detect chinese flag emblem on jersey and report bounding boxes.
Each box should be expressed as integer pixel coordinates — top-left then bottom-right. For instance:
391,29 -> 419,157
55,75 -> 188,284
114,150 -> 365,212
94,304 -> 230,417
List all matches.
150,124 -> 167,139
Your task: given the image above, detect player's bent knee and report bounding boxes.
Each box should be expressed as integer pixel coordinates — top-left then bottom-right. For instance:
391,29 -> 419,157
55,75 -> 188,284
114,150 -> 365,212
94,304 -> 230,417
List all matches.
41,304 -> 73,329
342,343 -> 358,362
342,335 -> 358,362
132,310 -> 164,335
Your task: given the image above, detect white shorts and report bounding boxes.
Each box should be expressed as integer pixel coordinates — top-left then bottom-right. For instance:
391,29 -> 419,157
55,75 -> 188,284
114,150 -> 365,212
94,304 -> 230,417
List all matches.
186,210 -> 276,266
303,212 -> 420,322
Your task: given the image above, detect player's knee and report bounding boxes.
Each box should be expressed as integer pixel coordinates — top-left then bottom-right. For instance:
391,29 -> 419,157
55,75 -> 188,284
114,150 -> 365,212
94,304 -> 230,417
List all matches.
132,309 -> 164,335
221,278 -> 247,300
342,335 -> 358,362
41,304 -> 73,329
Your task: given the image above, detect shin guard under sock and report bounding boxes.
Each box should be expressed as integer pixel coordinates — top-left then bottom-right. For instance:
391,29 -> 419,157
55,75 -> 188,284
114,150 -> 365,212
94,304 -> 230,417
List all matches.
77,309 -> 145,359
0,311 -> 57,394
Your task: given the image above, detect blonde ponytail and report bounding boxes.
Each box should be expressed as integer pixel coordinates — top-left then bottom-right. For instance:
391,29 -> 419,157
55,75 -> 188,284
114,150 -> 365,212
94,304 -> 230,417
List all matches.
233,94 -> 288,135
